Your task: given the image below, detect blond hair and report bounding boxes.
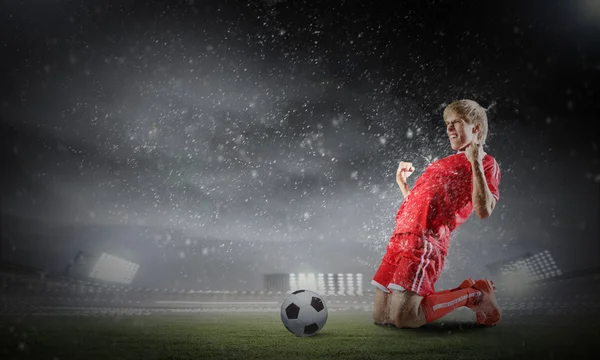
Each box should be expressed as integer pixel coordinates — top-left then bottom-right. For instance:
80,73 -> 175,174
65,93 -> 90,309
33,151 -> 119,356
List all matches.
443,100 -> 489,145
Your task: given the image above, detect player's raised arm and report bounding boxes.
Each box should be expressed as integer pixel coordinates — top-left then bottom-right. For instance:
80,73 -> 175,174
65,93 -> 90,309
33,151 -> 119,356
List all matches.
396,161 -> 414,198
465,141 -> 496,219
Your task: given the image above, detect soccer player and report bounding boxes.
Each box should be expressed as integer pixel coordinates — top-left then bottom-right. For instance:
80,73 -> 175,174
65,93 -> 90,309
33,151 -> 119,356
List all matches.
371,99 -> 502,328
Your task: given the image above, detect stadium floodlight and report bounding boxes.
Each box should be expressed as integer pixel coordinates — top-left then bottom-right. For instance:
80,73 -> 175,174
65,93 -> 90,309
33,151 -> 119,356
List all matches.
295,273 -> 317,291
490,250 -> 562,285
337,273 -> 345,295
289,273 -> 298,291
89,253 -> 139,284
347,273 -> 355,294
282,272 -> 365,294
327,273 -> 335,295
522,250 -> 562,280
356,273 -> 364,295
316,273 -> 326,293
298,273 -> 306,290
306,273 -> 316,291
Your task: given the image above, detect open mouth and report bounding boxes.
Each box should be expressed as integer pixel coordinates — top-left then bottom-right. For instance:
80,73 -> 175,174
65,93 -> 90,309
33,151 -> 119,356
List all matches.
449,134 -> 458,140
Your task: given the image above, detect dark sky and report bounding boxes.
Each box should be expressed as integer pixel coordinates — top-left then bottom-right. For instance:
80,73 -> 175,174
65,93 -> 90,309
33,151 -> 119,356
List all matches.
1,0 -> 599,289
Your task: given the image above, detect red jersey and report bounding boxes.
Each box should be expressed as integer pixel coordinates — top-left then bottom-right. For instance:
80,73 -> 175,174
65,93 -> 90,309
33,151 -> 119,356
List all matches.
393,152 -> 500,252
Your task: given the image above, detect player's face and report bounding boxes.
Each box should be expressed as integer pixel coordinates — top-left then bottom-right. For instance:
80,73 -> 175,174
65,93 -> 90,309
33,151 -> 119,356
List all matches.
444,112 -> 478,151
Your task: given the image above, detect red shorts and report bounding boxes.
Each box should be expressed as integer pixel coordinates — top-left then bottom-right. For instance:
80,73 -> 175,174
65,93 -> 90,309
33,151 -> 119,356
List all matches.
371,233 -> 446,296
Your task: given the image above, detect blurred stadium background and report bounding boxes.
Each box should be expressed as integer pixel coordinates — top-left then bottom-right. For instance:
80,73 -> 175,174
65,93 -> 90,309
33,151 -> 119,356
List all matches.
2,220 -> 600,319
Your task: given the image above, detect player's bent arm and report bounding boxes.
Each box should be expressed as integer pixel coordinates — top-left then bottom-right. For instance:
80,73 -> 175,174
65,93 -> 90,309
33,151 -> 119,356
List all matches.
471,160 -> 496,219
398,181 -> 410,198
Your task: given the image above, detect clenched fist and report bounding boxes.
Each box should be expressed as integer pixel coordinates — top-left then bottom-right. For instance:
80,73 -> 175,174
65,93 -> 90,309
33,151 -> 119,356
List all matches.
396,161 -> 415,186
465,139 -> 485,164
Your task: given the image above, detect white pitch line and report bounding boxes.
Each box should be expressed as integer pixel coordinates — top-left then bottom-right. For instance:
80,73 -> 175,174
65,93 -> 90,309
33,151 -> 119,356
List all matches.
154,301 -> 279,305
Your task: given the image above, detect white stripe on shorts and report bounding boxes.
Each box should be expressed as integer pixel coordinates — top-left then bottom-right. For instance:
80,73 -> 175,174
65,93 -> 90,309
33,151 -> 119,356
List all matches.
370,280 -> 391,293
388,283 -> 406,292
412,240 -> 433,294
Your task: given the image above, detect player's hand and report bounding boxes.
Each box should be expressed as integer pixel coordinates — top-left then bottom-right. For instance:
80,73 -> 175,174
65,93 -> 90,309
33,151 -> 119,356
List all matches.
396,161 -> 415,185
465,138 -> 485,164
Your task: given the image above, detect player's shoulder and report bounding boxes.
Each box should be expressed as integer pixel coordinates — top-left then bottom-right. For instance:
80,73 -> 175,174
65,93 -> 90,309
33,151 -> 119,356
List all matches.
483,153 -> 501,177
483,153 -> 500,167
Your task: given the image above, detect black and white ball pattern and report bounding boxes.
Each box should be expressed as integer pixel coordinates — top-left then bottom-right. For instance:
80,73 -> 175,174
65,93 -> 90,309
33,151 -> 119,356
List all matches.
280,289 -> 328,337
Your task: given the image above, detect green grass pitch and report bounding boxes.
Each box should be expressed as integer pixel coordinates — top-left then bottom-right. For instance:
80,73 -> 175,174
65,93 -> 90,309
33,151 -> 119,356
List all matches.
1,311 -> 599,359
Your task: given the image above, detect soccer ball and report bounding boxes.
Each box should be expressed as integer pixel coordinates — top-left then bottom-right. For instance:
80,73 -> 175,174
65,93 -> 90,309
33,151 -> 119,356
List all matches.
280,289 -> 328,337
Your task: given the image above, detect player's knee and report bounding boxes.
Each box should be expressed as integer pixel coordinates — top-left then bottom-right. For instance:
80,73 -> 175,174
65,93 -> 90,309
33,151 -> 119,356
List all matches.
373,300 -> 389,325
391,301 -> 425,329
372,289 -> 389,325
392,312 -> 421,328
373,310 -> 385,325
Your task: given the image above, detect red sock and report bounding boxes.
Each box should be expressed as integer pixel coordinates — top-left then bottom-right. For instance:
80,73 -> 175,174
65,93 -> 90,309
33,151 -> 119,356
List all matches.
435,278 -> 475,295
434,287 -> 460,295
420,288 -> 481,323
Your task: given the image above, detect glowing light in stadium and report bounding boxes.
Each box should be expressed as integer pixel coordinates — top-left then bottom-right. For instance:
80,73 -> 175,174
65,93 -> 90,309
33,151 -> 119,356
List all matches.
286,273 -> 364,295
89,253 -> 139,284
499,250 -> 562,282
